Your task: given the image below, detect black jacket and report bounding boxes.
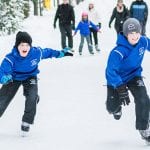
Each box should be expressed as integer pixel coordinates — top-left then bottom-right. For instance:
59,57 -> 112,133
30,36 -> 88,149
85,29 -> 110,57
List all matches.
54,4 -> 75,26
109,5 -> 129,29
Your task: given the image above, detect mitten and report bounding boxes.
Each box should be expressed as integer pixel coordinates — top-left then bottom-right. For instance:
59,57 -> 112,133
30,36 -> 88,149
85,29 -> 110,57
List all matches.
58,47 -> 73,58
0,75 -> 12,84
116,84 -> 130,106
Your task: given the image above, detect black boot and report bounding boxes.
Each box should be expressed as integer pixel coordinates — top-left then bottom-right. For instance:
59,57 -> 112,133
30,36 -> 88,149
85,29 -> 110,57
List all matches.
21,122 -> 30,137
113,106 -> 122,120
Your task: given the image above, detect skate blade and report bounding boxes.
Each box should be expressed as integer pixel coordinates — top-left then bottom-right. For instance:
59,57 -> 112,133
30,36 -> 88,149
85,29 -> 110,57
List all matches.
145,140 -> 150,146
21,131 -> 29,137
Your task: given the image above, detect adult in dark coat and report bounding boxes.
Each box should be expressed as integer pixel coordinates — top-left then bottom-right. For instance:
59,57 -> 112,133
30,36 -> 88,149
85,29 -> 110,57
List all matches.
53,0 -> 75,51
109,0 -> 129,34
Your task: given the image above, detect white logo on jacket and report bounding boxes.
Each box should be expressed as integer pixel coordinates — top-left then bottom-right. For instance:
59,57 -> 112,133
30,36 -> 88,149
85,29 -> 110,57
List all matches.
139,47 -> 144,56
31,59 -> 38,66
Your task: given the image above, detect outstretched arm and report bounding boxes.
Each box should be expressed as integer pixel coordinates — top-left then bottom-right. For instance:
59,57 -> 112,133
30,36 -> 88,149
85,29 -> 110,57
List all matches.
39,47 -> 73,59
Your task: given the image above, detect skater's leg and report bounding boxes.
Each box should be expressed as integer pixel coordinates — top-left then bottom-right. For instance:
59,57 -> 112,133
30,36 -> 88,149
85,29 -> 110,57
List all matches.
86,35 -> 93,54
66,25 -> 73,49
59,25 -> 67,49
93,30 -> 100,51
106,85 -> 122,120
89,27 -> 93,45
128,77 -> 150,130
79,35 -> 84,55
0,81 -> 20,117
22,77 -> 39,124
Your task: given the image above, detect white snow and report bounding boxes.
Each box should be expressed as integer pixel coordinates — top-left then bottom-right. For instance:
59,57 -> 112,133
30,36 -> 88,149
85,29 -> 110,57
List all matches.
0,0 -> 150,149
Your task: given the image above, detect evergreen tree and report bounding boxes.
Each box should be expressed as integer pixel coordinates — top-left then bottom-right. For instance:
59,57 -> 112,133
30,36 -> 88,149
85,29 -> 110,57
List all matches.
0,0 -> 25,35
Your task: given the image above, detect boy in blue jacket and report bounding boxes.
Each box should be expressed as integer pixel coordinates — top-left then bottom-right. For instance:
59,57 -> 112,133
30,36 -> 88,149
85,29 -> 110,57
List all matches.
74,12 -> 100,55
105,18 -> 150,143
0,31 -> 73,136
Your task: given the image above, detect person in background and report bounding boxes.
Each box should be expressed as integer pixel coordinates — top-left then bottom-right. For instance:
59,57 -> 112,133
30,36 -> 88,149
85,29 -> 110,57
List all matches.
73,12 -> 100,55
53,0 -> 75,52
109,0 -> 129,34
105,18 -> 150,143
88,2 -> 101,52
0,31 -> 73,136
129,0 -> 148,35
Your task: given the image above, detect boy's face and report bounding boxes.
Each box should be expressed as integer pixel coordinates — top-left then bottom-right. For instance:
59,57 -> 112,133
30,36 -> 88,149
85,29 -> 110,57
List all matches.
17,42 -> 30,57
127,32 -> 141,45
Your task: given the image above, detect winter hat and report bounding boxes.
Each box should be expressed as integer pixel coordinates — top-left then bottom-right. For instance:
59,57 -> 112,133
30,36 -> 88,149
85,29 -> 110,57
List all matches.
82,12 -> 88,17
123,18 -> 141,36
15,31 -> 32,48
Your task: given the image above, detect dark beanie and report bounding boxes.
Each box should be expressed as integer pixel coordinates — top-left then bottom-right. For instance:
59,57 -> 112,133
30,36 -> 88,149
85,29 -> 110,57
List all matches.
15,31 -> 32,48
123,18 -> 141,37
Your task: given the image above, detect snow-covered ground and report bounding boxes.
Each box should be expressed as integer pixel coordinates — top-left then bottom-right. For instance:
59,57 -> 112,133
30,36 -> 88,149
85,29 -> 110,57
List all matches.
0,0 -> 150,150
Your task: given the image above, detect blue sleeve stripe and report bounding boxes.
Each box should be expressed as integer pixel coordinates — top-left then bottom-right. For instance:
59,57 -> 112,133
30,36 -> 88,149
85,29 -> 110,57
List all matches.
114,50 -> 124,59
5,57 -> 13,66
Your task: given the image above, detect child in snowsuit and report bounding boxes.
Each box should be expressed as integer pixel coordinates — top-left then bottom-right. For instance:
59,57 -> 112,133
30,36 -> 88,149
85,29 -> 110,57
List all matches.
105,18 -> 150,143
74,12 -> 100,55
0,31 -> 73,135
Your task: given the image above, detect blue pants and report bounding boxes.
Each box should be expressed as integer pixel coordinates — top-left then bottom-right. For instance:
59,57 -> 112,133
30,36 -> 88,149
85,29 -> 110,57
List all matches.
79,35 -> 93,53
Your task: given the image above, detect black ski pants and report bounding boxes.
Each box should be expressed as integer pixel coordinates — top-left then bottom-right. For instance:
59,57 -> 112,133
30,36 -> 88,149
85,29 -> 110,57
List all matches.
0,77 -> 39,124
106,76 -> 150,130
89,27 -> 98,46
59,24 -> 73,49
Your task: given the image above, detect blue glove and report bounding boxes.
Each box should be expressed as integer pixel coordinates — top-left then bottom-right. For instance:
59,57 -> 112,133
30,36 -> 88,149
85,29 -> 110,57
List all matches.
62,47 -> 71,53
58,51 -> 65,58
1,75 -> 12,84
58,47 -> 73,58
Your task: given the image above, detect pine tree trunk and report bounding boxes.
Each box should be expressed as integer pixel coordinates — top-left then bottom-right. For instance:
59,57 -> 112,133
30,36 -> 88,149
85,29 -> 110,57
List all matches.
24,0 -> 30,18
33,0 -> 39,16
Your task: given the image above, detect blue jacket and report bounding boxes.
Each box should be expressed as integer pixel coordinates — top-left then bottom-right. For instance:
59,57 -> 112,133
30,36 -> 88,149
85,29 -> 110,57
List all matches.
74,20 -> 98,36
0,47 -> 61,81
130,0 -> 148,23
105,34 -> 150,88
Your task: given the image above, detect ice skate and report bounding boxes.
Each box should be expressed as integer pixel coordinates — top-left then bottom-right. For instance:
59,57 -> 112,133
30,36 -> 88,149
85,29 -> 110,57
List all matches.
113,106 -> 122,120
89,51 -> 94,55
79,51 -> 82,55
21,122 -> 30,137
139,127 -> 150,145
95,45 -> 100,52
70,49 -> 75,53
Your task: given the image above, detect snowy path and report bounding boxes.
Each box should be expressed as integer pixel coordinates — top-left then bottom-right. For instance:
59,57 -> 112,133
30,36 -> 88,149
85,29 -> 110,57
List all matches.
0,0 -> 150,150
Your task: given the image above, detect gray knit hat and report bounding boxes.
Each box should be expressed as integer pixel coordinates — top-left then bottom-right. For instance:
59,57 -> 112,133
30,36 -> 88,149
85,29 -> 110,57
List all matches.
123,18 -> 141,36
